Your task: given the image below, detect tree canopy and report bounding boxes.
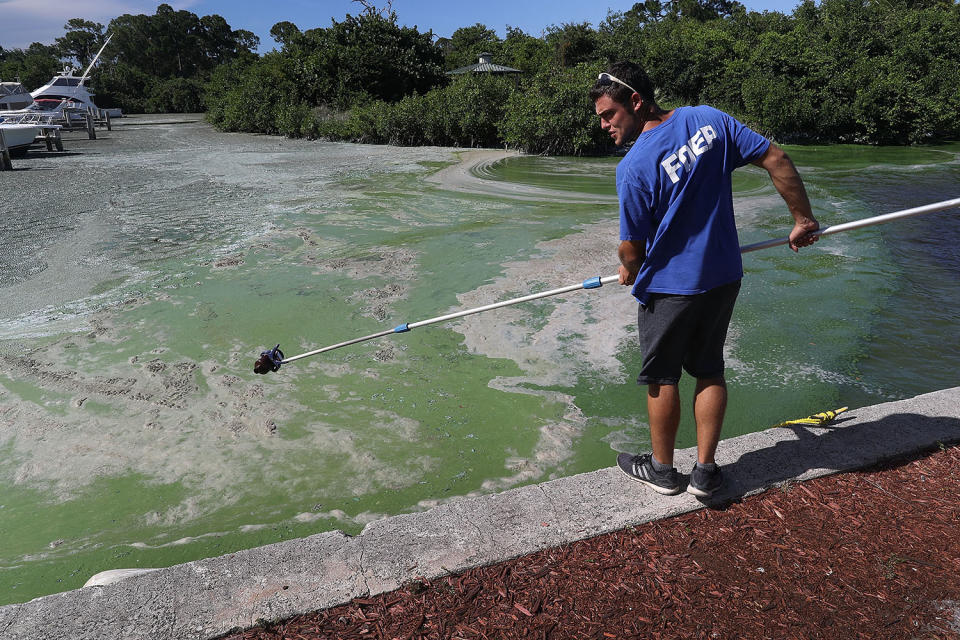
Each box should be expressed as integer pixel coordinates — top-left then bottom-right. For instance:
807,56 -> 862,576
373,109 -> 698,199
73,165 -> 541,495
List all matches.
55,19 -> 105,70
1,4 -> 257,113
204,0 -> 960,150
4,0 -> 959,150
0,43 -> 62,91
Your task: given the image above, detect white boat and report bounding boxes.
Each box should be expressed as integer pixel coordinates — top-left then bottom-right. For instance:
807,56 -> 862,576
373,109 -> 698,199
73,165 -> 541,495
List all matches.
31,35 -> 122,119
0,81 -> 34,111
31,72 -> 121,119
0,123 -> 41,156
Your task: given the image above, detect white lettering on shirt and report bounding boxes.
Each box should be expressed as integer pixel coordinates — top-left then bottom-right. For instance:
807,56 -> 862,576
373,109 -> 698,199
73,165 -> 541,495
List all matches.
660,125 -> 718,184
689,130 -> 707,156
701,125 -> 717,146
677,144 -> 693,171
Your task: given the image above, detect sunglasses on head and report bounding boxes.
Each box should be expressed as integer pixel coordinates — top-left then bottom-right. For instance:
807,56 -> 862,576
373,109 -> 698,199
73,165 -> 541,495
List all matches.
597,72 -> 640,98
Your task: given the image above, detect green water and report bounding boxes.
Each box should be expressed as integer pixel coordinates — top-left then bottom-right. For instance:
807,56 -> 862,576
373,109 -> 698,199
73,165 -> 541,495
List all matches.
1,117 -> 958,604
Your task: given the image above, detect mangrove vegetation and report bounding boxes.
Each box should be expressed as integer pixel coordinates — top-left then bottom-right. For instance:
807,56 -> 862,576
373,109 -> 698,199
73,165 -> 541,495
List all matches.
2,0 -> 959,152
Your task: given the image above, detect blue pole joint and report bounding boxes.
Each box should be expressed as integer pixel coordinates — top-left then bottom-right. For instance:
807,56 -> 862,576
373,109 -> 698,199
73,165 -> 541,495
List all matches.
582,276 -> 603,289
393,323 -> 411,333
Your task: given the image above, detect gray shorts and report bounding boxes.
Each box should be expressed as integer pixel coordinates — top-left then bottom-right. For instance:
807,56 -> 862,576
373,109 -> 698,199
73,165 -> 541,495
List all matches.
636,280 -> 741,385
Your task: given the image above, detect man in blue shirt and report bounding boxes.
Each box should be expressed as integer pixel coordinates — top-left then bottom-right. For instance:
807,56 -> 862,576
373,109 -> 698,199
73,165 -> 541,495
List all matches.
590,61 -> 820,498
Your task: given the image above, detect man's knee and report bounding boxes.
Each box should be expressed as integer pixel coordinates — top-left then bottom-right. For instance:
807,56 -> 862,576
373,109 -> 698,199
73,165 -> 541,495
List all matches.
648,382 -> 678,397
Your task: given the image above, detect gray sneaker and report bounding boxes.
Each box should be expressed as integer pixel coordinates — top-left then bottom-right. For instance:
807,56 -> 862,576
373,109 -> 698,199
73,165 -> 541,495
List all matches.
617,453 -> 681,495
687,463 -> 723,497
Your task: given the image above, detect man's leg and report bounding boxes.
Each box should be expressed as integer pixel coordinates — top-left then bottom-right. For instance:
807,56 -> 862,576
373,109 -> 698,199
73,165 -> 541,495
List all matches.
617,381 -> 682,495
647,382 -> 681,465
620,293 -> 688,495
692,376 -> 726,464
685,281 -> 739,469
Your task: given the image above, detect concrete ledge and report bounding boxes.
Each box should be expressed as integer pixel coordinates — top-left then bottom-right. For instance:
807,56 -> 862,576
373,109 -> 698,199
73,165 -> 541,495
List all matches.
2,387 -> 959,640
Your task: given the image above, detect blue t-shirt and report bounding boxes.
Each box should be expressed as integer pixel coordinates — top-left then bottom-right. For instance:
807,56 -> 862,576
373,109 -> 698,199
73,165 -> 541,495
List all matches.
617,105 -> 769,303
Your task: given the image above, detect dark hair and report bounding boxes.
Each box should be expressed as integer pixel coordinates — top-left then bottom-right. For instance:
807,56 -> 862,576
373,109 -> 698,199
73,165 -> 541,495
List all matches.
589,61 -> 656,107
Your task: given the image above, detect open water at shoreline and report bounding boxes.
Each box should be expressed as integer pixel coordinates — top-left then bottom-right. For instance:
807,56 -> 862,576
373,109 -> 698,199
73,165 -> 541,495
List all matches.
1,114 -> 958,604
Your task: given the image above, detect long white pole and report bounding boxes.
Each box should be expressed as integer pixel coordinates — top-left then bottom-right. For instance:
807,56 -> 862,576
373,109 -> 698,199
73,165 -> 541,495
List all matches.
280,275 -> 619,365
79,34 -> 112,85
272,197 -> 960,367
739,197 -> 960,253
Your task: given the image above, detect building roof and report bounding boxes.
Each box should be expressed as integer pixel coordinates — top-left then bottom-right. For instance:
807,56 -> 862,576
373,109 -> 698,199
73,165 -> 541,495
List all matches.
446,53 -> 521,76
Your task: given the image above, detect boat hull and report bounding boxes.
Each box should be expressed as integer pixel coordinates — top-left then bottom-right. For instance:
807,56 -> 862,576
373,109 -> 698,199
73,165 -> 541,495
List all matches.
0,123 -> 41,156
0,97 -> 35,111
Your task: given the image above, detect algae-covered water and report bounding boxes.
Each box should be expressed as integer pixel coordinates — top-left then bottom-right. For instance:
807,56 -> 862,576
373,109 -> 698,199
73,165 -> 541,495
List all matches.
1,115 -> 958,604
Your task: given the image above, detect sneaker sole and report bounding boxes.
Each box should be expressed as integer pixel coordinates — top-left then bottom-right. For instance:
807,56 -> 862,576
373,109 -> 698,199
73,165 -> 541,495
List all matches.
618,465 -> 682,495
686,484 -> 718,498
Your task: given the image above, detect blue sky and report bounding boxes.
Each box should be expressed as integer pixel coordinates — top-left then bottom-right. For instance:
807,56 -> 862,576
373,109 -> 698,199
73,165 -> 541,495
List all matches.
1,0 -> 805,51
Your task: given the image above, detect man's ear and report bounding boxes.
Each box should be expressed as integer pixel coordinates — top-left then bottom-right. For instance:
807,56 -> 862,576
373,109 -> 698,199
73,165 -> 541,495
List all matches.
631,93 -> 644,114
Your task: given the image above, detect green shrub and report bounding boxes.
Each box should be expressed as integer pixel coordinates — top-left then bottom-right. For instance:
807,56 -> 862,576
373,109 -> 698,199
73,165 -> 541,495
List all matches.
275,101 -> 316,138
202,0 -> 960,148
499,64 -> 610,155
315,74 -> 515,148
204,52 -> 295,134
146,77 -> 205,113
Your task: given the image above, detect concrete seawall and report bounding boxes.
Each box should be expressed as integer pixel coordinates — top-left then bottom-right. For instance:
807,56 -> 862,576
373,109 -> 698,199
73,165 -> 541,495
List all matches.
2,387 -> 959,640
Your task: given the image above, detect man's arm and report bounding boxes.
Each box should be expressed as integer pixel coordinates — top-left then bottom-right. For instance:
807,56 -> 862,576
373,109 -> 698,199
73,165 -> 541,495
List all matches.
618,240 -> 645,285
752,144 -> 820,252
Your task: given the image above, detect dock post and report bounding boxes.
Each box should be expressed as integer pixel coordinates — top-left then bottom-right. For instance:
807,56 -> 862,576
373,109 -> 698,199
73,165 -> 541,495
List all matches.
86,113 -> 97,140
105,111 -> 112,131
0,129 -> 12,171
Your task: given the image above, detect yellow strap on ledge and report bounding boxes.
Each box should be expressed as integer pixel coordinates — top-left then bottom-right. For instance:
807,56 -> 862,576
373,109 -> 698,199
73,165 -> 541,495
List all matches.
772,406 -> 849,428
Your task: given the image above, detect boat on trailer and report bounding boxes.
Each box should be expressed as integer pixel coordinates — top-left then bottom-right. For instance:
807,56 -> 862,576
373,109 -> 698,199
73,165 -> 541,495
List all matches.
0,81 -> 35,111
31,74 -> 121,119
0,123 -> 42,156
30,35 -> 122,119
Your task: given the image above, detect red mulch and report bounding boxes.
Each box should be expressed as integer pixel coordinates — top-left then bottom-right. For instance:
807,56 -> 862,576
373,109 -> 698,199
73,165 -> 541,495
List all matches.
220,444 -> 960,640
